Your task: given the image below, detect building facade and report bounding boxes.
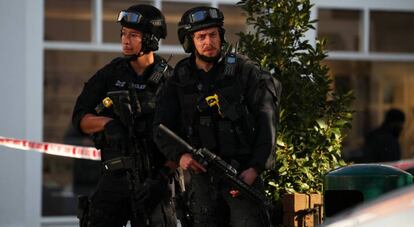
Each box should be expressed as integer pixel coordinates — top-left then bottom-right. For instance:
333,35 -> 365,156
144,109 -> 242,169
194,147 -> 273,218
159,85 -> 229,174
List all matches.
0,0 -> 413,226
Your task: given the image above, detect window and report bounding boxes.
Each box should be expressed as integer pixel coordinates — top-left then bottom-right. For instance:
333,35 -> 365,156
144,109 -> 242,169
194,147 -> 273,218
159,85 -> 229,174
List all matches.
43,50 -> 118,216
370,11 -> 414,53
44,0 -> 92,41
219,4 -> 247,45
324,60 -> 414,161
317,9 -> 362,51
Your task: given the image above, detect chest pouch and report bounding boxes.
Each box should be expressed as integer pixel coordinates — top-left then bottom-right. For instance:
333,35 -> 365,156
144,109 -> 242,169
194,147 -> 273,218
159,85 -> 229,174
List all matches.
198,115 -> 217,150
235,104 -> 256,147
218,120 -> 252,158
134,120 -> 147,135
138,90 -> 157,115
217,120 -> 239,157
203,92 -> 253,157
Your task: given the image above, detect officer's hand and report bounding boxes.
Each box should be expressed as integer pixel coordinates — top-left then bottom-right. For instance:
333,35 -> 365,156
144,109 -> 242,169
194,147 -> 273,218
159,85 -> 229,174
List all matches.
103,119 -> 127,151
239,167 -> 258,186
179,153 -> 206,172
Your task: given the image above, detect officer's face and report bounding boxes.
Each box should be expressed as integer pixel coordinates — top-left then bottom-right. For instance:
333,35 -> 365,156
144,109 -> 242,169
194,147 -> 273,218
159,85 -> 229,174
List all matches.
192,27 -> 221,58
120,27 -> 143,55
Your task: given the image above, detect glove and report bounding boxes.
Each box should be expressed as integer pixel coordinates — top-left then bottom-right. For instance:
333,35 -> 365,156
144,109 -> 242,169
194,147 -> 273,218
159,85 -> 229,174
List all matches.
135,173 -> 170,209
103,119 -> 128,151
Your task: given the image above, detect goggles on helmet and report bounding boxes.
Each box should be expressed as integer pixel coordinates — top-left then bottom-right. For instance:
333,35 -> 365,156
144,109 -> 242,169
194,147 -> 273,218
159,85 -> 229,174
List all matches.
117,11 -> 144,24
187,8 -> 223,24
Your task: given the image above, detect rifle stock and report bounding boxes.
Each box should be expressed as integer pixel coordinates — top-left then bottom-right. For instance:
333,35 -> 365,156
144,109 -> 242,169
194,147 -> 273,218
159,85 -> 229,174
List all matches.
158,124 -> 273,210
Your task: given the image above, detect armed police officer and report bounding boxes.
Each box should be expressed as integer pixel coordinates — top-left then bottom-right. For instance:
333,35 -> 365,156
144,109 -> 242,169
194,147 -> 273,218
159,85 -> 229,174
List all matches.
154,6 -> 280,227
72,4 -> 177,227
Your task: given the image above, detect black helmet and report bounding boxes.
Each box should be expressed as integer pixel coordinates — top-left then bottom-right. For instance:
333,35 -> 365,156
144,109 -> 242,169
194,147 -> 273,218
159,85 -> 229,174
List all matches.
117,4 -> 167,53
178,6 -> 225,53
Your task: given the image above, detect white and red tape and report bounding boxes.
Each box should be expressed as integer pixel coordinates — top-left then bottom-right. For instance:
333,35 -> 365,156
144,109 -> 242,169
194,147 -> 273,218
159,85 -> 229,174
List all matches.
0,136 -> 101,160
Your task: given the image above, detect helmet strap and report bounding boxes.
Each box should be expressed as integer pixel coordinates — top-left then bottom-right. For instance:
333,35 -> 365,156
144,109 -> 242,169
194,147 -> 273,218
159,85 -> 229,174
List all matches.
123,43 -> 145,61
124,54 -> 139,61
195,49 -> 221,63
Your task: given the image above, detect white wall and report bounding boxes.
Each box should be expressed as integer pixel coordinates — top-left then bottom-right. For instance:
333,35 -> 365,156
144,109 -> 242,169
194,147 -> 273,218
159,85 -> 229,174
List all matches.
0,0 -> 43,226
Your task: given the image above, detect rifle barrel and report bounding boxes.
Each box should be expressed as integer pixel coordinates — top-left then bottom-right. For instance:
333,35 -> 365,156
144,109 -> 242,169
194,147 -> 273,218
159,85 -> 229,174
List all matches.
158,124 -> 195,152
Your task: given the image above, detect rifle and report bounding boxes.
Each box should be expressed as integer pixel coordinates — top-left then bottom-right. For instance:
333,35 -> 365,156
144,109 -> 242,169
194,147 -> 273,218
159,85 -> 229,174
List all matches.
103,87 -> 152,226
157,124 -> 273,211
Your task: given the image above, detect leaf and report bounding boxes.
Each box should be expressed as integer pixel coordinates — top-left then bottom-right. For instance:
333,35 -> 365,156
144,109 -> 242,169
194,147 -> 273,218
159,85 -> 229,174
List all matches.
237,0 -> 352,205
268,181 -> 278,187
276,138 -> 286,147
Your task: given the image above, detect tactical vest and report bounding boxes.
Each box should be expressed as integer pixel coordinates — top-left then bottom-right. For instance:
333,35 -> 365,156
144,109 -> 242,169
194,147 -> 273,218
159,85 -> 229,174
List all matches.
174,54 -> 256,159
94,57 -> 171,163
133,59 -> 170,138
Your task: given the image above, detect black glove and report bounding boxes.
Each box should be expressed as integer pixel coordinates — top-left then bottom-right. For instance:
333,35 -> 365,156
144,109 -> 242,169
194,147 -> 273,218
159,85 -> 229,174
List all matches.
135,172 -> 170,209
103,119 -> 128,151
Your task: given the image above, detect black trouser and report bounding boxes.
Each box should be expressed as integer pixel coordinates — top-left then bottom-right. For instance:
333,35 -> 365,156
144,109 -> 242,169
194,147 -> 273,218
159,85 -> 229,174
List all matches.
188,171 -> 270,227
87,173 -> 176,227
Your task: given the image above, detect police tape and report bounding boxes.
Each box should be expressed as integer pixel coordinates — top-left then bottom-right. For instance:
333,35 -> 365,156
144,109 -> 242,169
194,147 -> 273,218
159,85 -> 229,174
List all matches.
0,136 -> 101,160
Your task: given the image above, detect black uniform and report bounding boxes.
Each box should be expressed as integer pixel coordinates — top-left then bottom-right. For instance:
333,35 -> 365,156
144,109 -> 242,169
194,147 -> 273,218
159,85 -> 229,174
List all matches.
154,53 -> 280,227
72,54 -> 176,227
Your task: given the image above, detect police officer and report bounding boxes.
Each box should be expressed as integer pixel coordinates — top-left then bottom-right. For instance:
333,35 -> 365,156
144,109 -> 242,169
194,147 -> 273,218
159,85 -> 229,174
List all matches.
363,108 -> 405,163
72,4 -> 176,227
154,6 -> 280,227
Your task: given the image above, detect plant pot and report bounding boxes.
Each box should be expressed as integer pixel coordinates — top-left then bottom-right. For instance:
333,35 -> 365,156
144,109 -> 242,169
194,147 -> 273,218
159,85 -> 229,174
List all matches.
282,193 -> 323,227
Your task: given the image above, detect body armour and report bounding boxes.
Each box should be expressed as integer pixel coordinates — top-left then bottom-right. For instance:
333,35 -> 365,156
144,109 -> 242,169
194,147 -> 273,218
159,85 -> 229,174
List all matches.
72,54 -> 172,166
167,53 -> 281,171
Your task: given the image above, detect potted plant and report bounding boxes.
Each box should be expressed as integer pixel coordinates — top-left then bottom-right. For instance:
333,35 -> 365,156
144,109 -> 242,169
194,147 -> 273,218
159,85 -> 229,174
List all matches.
237,0 -> 353,225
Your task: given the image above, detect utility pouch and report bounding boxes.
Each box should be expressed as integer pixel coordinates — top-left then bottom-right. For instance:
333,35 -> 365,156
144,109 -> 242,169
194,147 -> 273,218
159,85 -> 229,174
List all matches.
102,156 -> 134,172
235,105 -> 255,146
216,93 -> 240,121
77,195 -> 90,227
134,120 -> 146,135
217,121 -> 239,157
198,116 -> 217,150
138,91 -> 157,115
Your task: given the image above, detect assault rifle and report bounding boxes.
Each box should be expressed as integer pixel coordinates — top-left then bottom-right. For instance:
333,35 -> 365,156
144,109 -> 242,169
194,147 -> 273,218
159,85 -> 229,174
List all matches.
103,86 -> 152,226
157,124 -> 273,211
